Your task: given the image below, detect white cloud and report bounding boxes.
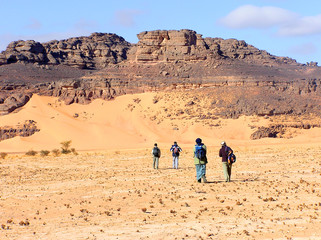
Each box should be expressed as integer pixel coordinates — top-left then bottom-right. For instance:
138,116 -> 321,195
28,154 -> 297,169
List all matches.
279,15 -> 321,36
219,5 -> 321,37
113,9 -> 143,28
219,5 -> 297,29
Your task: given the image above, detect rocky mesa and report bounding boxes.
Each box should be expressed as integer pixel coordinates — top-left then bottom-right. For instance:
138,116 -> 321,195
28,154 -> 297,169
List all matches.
0,29 -> 304,69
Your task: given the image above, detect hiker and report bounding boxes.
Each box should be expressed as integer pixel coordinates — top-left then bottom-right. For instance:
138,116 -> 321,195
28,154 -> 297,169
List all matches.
219,141 -> 233,182
170,141 -> 182,169
193,138 -> 208,183
152,143 -> 161,169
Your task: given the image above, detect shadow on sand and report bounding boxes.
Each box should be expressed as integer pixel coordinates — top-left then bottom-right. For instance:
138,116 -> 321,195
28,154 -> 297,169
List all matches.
204,177 -> 261,184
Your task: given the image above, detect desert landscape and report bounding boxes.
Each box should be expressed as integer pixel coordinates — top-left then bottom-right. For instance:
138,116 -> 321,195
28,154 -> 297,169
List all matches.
1,92 -> 321,239
1,29 -> 321,239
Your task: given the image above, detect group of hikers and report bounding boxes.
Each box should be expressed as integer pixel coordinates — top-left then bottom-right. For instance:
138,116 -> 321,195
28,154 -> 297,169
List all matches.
152,138 -> 236,183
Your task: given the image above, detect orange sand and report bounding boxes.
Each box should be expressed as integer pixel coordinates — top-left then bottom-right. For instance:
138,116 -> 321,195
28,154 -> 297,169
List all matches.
0,93 -> 320,153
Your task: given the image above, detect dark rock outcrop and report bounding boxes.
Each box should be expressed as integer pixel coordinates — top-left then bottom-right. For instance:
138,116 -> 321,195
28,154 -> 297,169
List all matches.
0,33 -> 130,69
0,30 -> 304,70
251,123 -> 321,140
0,120 -> 39,141
49,78 -> 123,105
250,126 -> 284,140
0,90 -> 33,115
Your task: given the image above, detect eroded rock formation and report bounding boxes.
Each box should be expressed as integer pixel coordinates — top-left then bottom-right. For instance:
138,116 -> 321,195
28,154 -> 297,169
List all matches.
0,33 -> 130,69
0,120 -> 39,141
250,123 -> 321,140
127,29 -> 299,66
0,30 -> 304,70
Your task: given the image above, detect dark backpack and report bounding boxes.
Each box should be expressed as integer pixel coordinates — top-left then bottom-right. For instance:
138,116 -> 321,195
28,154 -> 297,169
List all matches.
226,146 -> 236,164
228,153 -> 236,163
152,147 -> 160,157
195,144 -> 206,160
172,146 -> 180,156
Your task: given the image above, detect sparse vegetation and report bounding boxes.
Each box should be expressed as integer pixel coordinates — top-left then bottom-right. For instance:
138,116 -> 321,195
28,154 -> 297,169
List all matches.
40,150 -> 50,157
71,148 -> 78,155
25,150 -> 37,156
52,149 -> 60,157
61,140 -> 72,154
0,152 -> 8,159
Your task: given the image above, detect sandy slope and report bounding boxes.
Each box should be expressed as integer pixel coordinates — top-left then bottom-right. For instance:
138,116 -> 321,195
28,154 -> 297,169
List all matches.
0,93 -> 321,153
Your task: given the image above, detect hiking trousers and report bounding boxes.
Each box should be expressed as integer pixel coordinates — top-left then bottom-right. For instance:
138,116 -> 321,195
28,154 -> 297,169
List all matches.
153,156 -> 159,169
222,162 -> 232,182
195,164 -> 206,182
172,156 -> 179,169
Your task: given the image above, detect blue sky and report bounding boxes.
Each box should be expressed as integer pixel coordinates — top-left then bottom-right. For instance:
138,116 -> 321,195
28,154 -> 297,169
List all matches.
1,0 -> 321,64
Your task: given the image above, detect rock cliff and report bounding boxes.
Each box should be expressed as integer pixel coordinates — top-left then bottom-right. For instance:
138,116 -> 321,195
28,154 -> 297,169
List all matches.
128,29 -> 298,66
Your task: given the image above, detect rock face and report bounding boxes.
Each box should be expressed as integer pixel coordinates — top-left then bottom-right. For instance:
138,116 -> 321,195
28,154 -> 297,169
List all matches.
0,120 -> 39,141
0,33 -> 130,69
0,29 -> 321,122
0,88 -> 33,115
49,78 -> 127,105
127,29 -> 299,66
128,29 -> 207,62
250,123 -> 321,140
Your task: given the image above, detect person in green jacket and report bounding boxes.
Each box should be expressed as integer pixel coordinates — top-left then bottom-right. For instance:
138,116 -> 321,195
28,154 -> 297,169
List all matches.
193,138 -> 208,183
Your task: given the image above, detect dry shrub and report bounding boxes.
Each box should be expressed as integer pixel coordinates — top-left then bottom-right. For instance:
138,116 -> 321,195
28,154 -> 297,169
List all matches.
26,150 -> 37,156
61,140 -> 72,154
0,152 -> 8,159
71,148 -> 78,155
40,150 -> 50,157
52,149 -> 60,157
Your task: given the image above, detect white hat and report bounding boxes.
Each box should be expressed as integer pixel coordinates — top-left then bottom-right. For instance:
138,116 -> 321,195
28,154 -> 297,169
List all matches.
221,141 -> 226,146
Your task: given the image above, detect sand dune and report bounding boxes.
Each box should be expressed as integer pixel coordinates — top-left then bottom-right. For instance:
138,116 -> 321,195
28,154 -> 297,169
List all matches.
0,93 -> 321,153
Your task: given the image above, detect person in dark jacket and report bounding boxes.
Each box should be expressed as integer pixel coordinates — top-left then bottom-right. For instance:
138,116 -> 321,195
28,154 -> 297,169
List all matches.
170,141 -> 182,169
219,141 -> 233,182
152,143 -> 161,169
